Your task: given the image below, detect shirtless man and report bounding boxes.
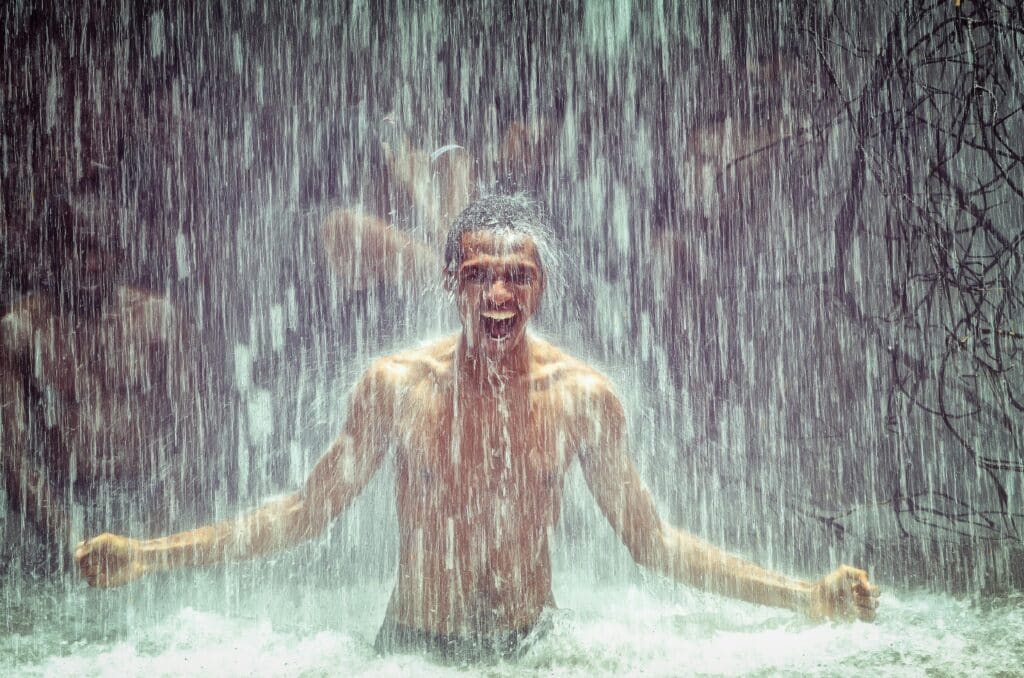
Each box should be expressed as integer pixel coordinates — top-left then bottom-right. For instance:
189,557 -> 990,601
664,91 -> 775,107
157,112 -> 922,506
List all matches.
1,194 -> 197,566
75,195 -> 880,661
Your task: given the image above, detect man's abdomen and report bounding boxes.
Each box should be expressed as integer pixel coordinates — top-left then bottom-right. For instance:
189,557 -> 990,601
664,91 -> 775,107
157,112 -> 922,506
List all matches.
390,527 -> 553,635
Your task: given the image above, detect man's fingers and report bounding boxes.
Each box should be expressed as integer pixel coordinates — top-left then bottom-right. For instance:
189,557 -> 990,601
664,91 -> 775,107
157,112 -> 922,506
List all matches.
848,569 -> 879,622
74,533 -> 141,588
75,536 -> 111,583
76,551 -> 94,573
857,606 -> 877,623
84,567 -> 114,588
855,595 -> 880,611
851,578 -> 881,600
844,567 -> 881,597
815,565 -> 881,623
80,557 -> 107,583
854,580 -> 882,598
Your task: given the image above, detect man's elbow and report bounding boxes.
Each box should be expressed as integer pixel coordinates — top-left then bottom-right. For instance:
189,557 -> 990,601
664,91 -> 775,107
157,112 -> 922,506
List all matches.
623,528 -> 677,576
627,528 -> 710,587
285,492 -> 335,543
322,210 -> 391,278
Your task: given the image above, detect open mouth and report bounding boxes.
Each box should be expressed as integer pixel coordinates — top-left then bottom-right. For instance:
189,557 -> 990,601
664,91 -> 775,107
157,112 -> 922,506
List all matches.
480,309 -> 517,340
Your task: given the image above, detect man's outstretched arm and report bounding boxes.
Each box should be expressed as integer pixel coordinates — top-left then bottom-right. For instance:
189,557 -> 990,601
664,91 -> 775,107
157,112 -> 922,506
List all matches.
321,209 -> 439,291
575,380 -> 880,621
75,361 -> 395,588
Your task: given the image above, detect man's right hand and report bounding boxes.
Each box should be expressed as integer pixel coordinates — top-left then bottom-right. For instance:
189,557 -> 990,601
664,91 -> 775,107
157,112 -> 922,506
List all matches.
75,533 -> 147,588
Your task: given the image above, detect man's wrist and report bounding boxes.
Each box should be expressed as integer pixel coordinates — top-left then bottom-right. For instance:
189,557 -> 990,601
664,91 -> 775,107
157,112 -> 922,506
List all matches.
790,581 -> 816,615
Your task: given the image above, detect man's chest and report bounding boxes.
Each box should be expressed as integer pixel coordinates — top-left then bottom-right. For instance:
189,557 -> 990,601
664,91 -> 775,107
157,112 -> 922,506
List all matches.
394,389 -> 576,515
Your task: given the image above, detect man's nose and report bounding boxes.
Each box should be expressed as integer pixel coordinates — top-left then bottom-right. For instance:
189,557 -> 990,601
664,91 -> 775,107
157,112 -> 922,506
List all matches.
83,252 -> 103,273
487,278 -> 513,305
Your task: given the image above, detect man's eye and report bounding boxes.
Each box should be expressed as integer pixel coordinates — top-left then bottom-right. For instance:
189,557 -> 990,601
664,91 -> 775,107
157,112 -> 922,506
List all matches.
462,267 -> 487,283
508,269 -> 532,285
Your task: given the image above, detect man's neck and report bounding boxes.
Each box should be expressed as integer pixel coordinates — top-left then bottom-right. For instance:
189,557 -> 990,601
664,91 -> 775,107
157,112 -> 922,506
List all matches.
455,333 -> 532,389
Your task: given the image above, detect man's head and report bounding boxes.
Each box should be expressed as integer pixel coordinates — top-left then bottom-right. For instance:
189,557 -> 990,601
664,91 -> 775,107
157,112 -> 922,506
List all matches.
45,191 -> 128,314
443,195 -> 552,359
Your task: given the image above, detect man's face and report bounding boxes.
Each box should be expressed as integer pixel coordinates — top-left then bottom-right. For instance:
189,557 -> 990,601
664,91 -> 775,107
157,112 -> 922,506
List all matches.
683,55 -> 808,233
453,230 -> 544,359
58,232 -> 124,310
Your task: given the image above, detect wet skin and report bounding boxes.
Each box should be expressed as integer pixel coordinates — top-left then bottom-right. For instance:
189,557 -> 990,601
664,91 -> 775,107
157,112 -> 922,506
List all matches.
0,240 -> 188,546
75,230 -> 880,634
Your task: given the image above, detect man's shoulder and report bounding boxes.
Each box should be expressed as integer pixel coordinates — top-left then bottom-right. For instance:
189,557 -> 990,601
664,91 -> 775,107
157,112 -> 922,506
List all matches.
529,336 -> 619,401
362,334 -> 458,387
529,339 -> 625,437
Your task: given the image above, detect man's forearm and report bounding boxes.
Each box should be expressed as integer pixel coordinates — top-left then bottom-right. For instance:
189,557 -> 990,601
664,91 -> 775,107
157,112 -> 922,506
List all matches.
321,210 -> 438,289
659,528 -> 813,612
138,494 -> 317,572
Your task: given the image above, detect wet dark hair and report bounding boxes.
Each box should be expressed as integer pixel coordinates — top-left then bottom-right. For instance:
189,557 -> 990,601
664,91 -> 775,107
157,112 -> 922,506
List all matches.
442,194 -> 553,276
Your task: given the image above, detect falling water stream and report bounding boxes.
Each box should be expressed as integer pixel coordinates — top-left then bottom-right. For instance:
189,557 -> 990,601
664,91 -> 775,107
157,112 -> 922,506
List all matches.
2,1 -> 1023,675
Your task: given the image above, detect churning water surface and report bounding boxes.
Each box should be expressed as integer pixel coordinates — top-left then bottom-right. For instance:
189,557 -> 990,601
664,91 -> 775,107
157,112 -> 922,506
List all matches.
3,573 -> 1023,677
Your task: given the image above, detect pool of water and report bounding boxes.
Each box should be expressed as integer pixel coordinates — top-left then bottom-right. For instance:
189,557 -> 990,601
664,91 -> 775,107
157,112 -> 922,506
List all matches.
3,571 -> 1022,677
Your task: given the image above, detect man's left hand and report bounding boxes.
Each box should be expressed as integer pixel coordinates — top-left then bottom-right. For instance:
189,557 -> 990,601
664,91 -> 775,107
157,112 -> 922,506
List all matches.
808,564 -> 881,622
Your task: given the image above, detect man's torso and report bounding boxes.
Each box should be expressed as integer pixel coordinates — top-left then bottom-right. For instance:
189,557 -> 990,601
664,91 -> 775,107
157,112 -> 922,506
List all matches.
377,334 -> 597,635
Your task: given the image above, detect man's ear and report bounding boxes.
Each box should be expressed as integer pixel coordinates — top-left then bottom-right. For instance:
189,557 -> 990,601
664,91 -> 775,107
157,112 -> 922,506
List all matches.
534,271 -> 546,312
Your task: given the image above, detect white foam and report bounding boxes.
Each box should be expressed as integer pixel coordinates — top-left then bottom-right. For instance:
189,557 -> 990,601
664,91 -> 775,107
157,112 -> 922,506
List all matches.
4,578 -> 1022,677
